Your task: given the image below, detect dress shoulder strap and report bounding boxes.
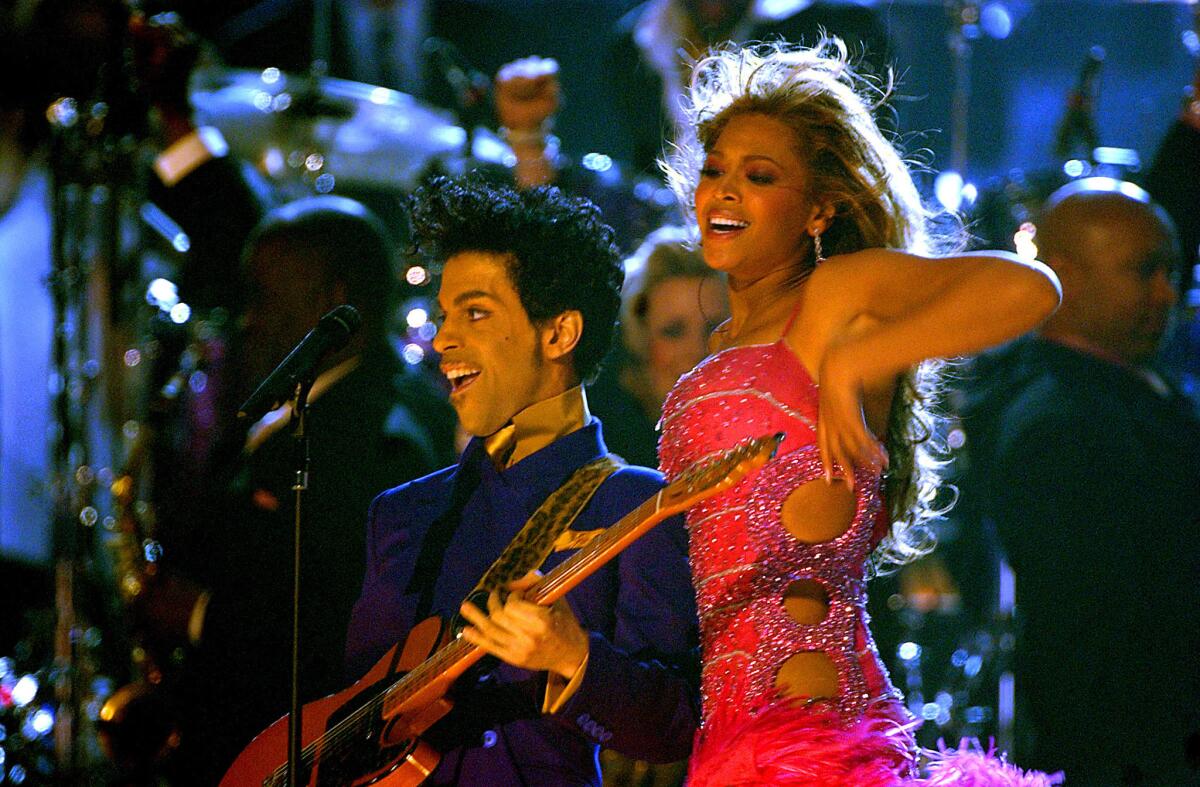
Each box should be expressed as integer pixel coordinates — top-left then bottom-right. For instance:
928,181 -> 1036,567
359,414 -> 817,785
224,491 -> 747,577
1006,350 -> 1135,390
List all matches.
780,296 -> 806,338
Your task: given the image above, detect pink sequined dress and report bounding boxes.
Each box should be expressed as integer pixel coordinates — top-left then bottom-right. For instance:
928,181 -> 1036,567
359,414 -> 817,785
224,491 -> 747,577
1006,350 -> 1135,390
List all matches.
660,337 -> 1061,787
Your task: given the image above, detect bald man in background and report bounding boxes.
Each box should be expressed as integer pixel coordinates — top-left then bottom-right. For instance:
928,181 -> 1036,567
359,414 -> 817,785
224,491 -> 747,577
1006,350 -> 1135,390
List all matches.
954,179 -> 1200,785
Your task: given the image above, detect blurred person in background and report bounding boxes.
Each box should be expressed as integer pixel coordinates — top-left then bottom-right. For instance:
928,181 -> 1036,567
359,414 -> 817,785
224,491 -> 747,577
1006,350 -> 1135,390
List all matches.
588,226 -> 728,469
136,197 -> 455,785
460,54 -> 679,253
955,179 -> 1200,785
1146,65 -> 1200,407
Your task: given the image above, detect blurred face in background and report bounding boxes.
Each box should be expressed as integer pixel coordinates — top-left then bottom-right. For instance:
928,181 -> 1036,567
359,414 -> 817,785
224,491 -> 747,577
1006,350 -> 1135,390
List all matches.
642,274 -> 728,404
1066,217 -> 1178,366
242,238 -> 344,389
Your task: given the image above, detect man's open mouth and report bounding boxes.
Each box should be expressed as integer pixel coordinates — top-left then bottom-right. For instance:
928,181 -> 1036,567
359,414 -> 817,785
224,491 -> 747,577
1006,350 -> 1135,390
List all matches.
444,366 -> 481,393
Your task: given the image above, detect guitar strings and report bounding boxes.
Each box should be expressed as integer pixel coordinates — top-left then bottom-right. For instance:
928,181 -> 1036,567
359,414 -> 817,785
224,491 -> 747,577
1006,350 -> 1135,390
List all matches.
266,637 -> 476,783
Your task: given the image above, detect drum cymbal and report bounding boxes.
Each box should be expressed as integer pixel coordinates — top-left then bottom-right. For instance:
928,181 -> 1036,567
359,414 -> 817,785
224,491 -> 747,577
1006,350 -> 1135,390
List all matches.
190,66 -> 467,190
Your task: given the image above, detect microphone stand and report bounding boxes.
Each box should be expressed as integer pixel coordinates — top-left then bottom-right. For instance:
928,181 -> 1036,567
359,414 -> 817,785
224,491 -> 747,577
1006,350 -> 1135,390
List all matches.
287,376 -> 315,787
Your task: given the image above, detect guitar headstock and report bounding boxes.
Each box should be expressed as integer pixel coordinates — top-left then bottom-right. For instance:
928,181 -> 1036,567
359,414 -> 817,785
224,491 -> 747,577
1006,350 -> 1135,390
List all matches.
660,432 -> 784,512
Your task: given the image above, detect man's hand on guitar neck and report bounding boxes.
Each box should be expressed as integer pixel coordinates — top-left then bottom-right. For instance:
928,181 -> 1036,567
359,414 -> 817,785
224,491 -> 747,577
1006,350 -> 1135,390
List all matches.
458,570 -> 589,680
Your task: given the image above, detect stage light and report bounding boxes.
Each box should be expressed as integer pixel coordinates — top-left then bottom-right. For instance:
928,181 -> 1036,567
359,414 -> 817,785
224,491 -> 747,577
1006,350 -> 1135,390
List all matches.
935,170 -> 965,212
965,706 -> 983,723
402,344 -> 425,365
170,303 -> 192,325
146,278 -> 179,311
1013,222 -> 1038,260
47,98 -> 78,128
261,67 -> 281,85
1063,159 -> 1088,178
406,308 -> 429,328
980,3 -> 1013,39
405,266 -> 429,286
144,540 -> 164,564
262,148 -> 286,177
29,708 -> 54,737
11,676 -> 37,708
582,153 -> 613,173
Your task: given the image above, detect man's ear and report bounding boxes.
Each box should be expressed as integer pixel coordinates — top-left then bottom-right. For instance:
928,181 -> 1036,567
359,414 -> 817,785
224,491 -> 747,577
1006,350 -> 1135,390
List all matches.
1044,256 -> 1077,295
541,310 -> 583,361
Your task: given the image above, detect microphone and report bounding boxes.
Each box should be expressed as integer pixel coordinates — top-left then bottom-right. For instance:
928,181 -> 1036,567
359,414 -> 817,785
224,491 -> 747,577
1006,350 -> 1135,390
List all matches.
238,305 -> 362,421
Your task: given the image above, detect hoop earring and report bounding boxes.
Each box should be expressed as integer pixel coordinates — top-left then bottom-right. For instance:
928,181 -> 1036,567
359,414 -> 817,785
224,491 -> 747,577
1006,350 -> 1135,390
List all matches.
812,231 -> 825,264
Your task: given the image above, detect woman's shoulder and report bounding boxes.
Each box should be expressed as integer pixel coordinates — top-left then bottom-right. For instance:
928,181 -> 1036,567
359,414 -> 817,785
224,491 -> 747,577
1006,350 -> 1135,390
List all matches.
813,248 -> 914,281
806,248 -> 924,314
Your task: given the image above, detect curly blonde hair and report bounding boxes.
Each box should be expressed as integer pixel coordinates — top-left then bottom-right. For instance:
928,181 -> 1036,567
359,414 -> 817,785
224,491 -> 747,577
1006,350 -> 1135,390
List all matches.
662,38 -> 959,570
620,225 -> 722,361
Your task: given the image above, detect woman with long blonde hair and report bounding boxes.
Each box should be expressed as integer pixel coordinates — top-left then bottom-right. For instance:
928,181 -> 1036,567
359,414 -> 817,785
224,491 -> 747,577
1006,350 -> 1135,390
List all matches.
658,39 -> 1062,784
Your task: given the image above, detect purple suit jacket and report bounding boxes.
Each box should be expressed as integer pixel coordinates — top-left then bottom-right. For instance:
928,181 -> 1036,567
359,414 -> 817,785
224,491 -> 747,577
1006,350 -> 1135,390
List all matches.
344,419 -> 700,786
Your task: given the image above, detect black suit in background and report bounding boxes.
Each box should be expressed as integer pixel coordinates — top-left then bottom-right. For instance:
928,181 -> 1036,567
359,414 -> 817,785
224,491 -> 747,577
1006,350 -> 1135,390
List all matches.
169,341 -> 455,785
1146,117 -> 1200,273
955,336 -> 1200,786
141,138 -> 460,783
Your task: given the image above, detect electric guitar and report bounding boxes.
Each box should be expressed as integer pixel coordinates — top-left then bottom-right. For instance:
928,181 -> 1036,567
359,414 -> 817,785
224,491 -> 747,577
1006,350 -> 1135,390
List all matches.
221,432 -> 783,786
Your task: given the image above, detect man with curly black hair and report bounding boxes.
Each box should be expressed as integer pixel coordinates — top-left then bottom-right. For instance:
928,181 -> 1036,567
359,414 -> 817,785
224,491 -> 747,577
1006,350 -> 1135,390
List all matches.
341,178 -> 700,785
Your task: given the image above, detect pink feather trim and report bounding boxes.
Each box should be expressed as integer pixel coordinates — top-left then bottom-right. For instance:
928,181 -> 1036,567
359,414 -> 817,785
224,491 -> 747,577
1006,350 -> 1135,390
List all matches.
687,700 -> 915,786
922,740 -> 1065,787
687,702 -> 1064,786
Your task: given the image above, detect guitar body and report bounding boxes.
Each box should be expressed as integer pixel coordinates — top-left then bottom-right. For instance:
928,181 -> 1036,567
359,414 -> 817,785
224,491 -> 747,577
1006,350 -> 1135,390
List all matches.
222,616 -> 454,787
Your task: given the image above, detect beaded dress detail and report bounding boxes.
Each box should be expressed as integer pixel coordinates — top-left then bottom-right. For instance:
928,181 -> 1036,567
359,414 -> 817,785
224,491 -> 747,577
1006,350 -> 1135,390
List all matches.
660,339 -> 902,724
660,338 -> 1063,786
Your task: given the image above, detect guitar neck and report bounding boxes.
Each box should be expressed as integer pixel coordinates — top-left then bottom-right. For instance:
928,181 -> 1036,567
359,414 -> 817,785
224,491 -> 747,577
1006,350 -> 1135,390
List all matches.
378,491 -> 666,718
528,492 -> 665,605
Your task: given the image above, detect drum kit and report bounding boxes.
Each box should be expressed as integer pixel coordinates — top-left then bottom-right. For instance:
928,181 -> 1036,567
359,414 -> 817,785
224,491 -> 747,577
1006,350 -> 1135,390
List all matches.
188,65 -> 468,196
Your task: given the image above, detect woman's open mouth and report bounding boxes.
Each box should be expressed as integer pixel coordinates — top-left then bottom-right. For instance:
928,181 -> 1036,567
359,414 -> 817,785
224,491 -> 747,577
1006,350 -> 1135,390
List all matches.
707,215 -> 749,238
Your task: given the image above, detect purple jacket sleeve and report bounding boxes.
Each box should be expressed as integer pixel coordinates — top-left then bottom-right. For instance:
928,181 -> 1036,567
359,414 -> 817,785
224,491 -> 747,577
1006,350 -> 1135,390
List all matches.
550,500 -> 700,763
